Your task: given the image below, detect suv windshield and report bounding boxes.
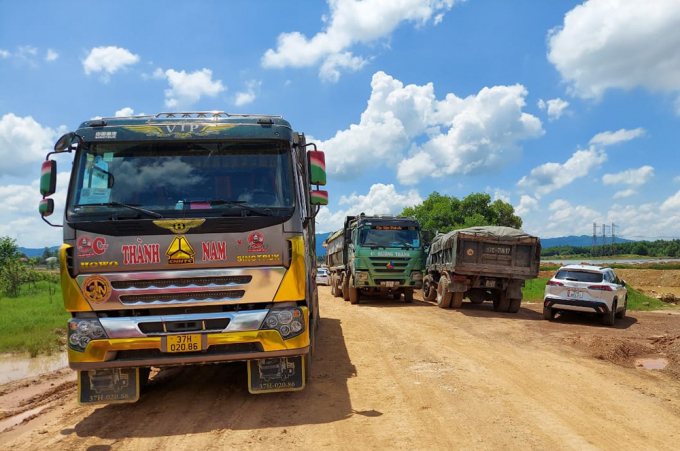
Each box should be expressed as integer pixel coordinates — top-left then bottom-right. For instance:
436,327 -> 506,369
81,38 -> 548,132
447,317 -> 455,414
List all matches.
554,270 -> 603,283
359,225 -> 420,249
67,140 -> 295,218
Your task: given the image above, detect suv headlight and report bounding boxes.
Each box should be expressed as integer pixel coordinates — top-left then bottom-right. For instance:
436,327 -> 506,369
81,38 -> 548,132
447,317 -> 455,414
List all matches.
68,318 -> 108,352
261,307 -> 305,339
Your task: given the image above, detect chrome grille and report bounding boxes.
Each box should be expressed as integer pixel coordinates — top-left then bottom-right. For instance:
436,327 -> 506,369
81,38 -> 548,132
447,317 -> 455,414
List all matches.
111,275 -> 252,290
120,290 -> 245,305
367,257 -> 410,275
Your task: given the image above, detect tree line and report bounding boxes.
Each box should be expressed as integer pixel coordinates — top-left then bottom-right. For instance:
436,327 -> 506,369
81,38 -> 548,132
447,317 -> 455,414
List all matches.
0,236 -> 60,298
542,240 -> 680,258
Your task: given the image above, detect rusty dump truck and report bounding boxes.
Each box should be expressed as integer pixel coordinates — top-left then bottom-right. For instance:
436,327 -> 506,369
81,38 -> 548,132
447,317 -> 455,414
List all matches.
38,111 -> 328,403
422,226 -> 540,312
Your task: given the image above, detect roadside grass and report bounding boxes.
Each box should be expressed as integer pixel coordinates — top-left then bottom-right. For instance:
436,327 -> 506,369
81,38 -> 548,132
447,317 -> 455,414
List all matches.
522,278 -> 548,302
540,263 -> 680,271
521,278 -> 673,311
0,281 -> 69,356
626,286 -> 671,311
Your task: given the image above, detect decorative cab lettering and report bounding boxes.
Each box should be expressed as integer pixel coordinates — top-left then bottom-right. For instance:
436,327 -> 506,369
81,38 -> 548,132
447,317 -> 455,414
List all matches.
121,239 -> 161,265
202,241 -> 227,261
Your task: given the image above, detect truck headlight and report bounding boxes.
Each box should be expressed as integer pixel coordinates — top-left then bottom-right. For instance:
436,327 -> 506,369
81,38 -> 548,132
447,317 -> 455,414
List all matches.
261,307 -> 305,340
68,318 -> 108,352
411,271 -> 423,280
356,271 -> 369,280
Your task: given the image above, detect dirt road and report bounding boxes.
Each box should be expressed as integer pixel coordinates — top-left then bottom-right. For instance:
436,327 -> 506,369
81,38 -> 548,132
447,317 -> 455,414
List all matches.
2,288 -> 680,450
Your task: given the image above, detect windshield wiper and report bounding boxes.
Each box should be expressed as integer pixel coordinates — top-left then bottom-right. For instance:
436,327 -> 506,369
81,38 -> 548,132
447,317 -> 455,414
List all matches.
73,202 -> 163,218
206,199 -> 271,216
363,241 -> 386,249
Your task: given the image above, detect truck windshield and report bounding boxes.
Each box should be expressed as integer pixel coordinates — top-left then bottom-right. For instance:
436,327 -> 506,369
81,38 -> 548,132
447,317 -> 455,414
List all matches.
359,226 -> 420,248
67,140 -> 295,218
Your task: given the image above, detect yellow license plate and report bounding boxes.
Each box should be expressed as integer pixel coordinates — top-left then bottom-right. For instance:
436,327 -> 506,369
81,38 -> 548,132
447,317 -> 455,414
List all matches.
166,334 -> 202,353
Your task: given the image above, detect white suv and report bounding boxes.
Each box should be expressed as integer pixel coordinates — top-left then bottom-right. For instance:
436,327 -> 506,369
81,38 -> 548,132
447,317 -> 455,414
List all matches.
543,265 -> 627,326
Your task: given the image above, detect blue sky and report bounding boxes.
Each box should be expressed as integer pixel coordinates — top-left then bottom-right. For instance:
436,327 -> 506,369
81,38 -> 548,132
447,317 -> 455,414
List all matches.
2,0 -> 680,247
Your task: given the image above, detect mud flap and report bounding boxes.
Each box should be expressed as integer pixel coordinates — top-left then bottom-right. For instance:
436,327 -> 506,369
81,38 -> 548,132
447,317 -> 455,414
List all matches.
78,368 -> 140,405
247,356 -> 305,394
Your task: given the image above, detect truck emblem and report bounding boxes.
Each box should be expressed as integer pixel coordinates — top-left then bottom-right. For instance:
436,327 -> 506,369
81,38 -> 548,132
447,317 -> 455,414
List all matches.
153,219 -> 205,233
466,249 -> 474,256
387,261 -> 394,269
248,232 -> 265,253
82,275 -> 112,304
122,124 -> 237,139
166,235 -> 195,265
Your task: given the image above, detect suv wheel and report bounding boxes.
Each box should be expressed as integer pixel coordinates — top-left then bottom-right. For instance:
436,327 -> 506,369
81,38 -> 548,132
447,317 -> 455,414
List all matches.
615,296 -> 627,319
602,301 -> 617,326
543,306 -> 556,321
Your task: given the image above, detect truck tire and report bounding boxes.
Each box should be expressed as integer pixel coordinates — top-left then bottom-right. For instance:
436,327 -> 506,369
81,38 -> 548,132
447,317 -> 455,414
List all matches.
436,276 -> 453,309
391,292 -> 401,300
330,275 -> 338,297
342,274 -> 350,302
494,290 -> 510,312
507,298 -> 521,313
349,277 -> 360,305
451,291 -> 464,308
423,276 -> 437,302
139,367 -> 151,390
403,288 -> 414,303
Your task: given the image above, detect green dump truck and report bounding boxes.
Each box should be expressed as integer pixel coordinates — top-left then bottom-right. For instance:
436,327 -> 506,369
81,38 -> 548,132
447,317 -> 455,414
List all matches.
422,226 -> 541,312
324,214 -> 427,304
38,111 -> 328,403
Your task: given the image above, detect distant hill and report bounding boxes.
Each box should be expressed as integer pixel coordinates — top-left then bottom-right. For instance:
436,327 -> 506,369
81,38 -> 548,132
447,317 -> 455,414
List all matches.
316,232 -> 331,257
540,235 -> 635,249
18,246 -> 60,258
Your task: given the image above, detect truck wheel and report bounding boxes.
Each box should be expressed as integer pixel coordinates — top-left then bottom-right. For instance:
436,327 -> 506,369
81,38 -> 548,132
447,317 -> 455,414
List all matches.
507,298 -> 521,313
436,277 -> 453,309
403,288 -> 414,303
139,367 -> 151,390
391,292 -> 401,300
494,290 -> 510,312
543,306 -> 556,321
349,277 -> 360,305
602,301 -> 616,326
423,276 -> 437,302
342,274 -> 350,302
330,275 -> 338,297
451,291 -> 464,308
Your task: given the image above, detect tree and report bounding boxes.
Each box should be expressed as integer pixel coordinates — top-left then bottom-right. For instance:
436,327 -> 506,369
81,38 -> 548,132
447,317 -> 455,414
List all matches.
401,192 -> 523,236
0,236 -> 20,267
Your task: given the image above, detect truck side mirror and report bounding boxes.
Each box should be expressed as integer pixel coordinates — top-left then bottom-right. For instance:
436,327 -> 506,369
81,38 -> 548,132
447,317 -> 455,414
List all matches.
308,151 -> 326,186
40,160 -> 57,196
422,231 -> 431,243
39,198 -> 55,217
310,190 -> 328,205
54,132 -> 79,152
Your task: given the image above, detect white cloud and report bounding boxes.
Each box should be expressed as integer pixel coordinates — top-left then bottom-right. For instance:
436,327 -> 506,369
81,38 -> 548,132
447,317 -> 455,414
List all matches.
674,175 -> 680,183
234,80 -> 262,107
589,127 -> 645,147
515,195 -> 538,216
661,190 -> 680,211
613,189 -> 635,198
602,165 -> 654,186
538,98 -> 569,121
115,107 -> 135,117
548,0 -> 680,109
0,171 -> 70,247
490,188 -> 510,204
18,45 -> 38,57
83,46 -> 140,79
0,114 -> 67,177
45,49 -> 59,62
319,52 -> 368,82
316,183 -> 422,233
316,72 -> 542,183
262,0 -> 462,81
0,49 -> 9,58
540,199 -> 601,238
517,146 -> 607,196
155,68 -> 226,108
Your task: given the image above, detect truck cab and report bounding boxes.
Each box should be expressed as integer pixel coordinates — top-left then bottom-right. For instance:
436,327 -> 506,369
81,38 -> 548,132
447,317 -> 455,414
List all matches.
38,112 -> 328,403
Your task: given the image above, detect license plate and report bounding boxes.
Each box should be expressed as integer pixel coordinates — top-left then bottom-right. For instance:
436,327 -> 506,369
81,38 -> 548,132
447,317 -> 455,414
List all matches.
166,334 -> 202,353
382,281 -> 399,288
567,289 -> 583,299
78,368 -> 139,404
248,356 -> 305,394
485,279 -> 496,288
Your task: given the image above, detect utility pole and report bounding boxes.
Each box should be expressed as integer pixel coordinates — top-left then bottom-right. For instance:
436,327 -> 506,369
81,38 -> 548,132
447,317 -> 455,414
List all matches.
611,223 -> 618,254
602,223 -> 610,256
592,223 -> 600,256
